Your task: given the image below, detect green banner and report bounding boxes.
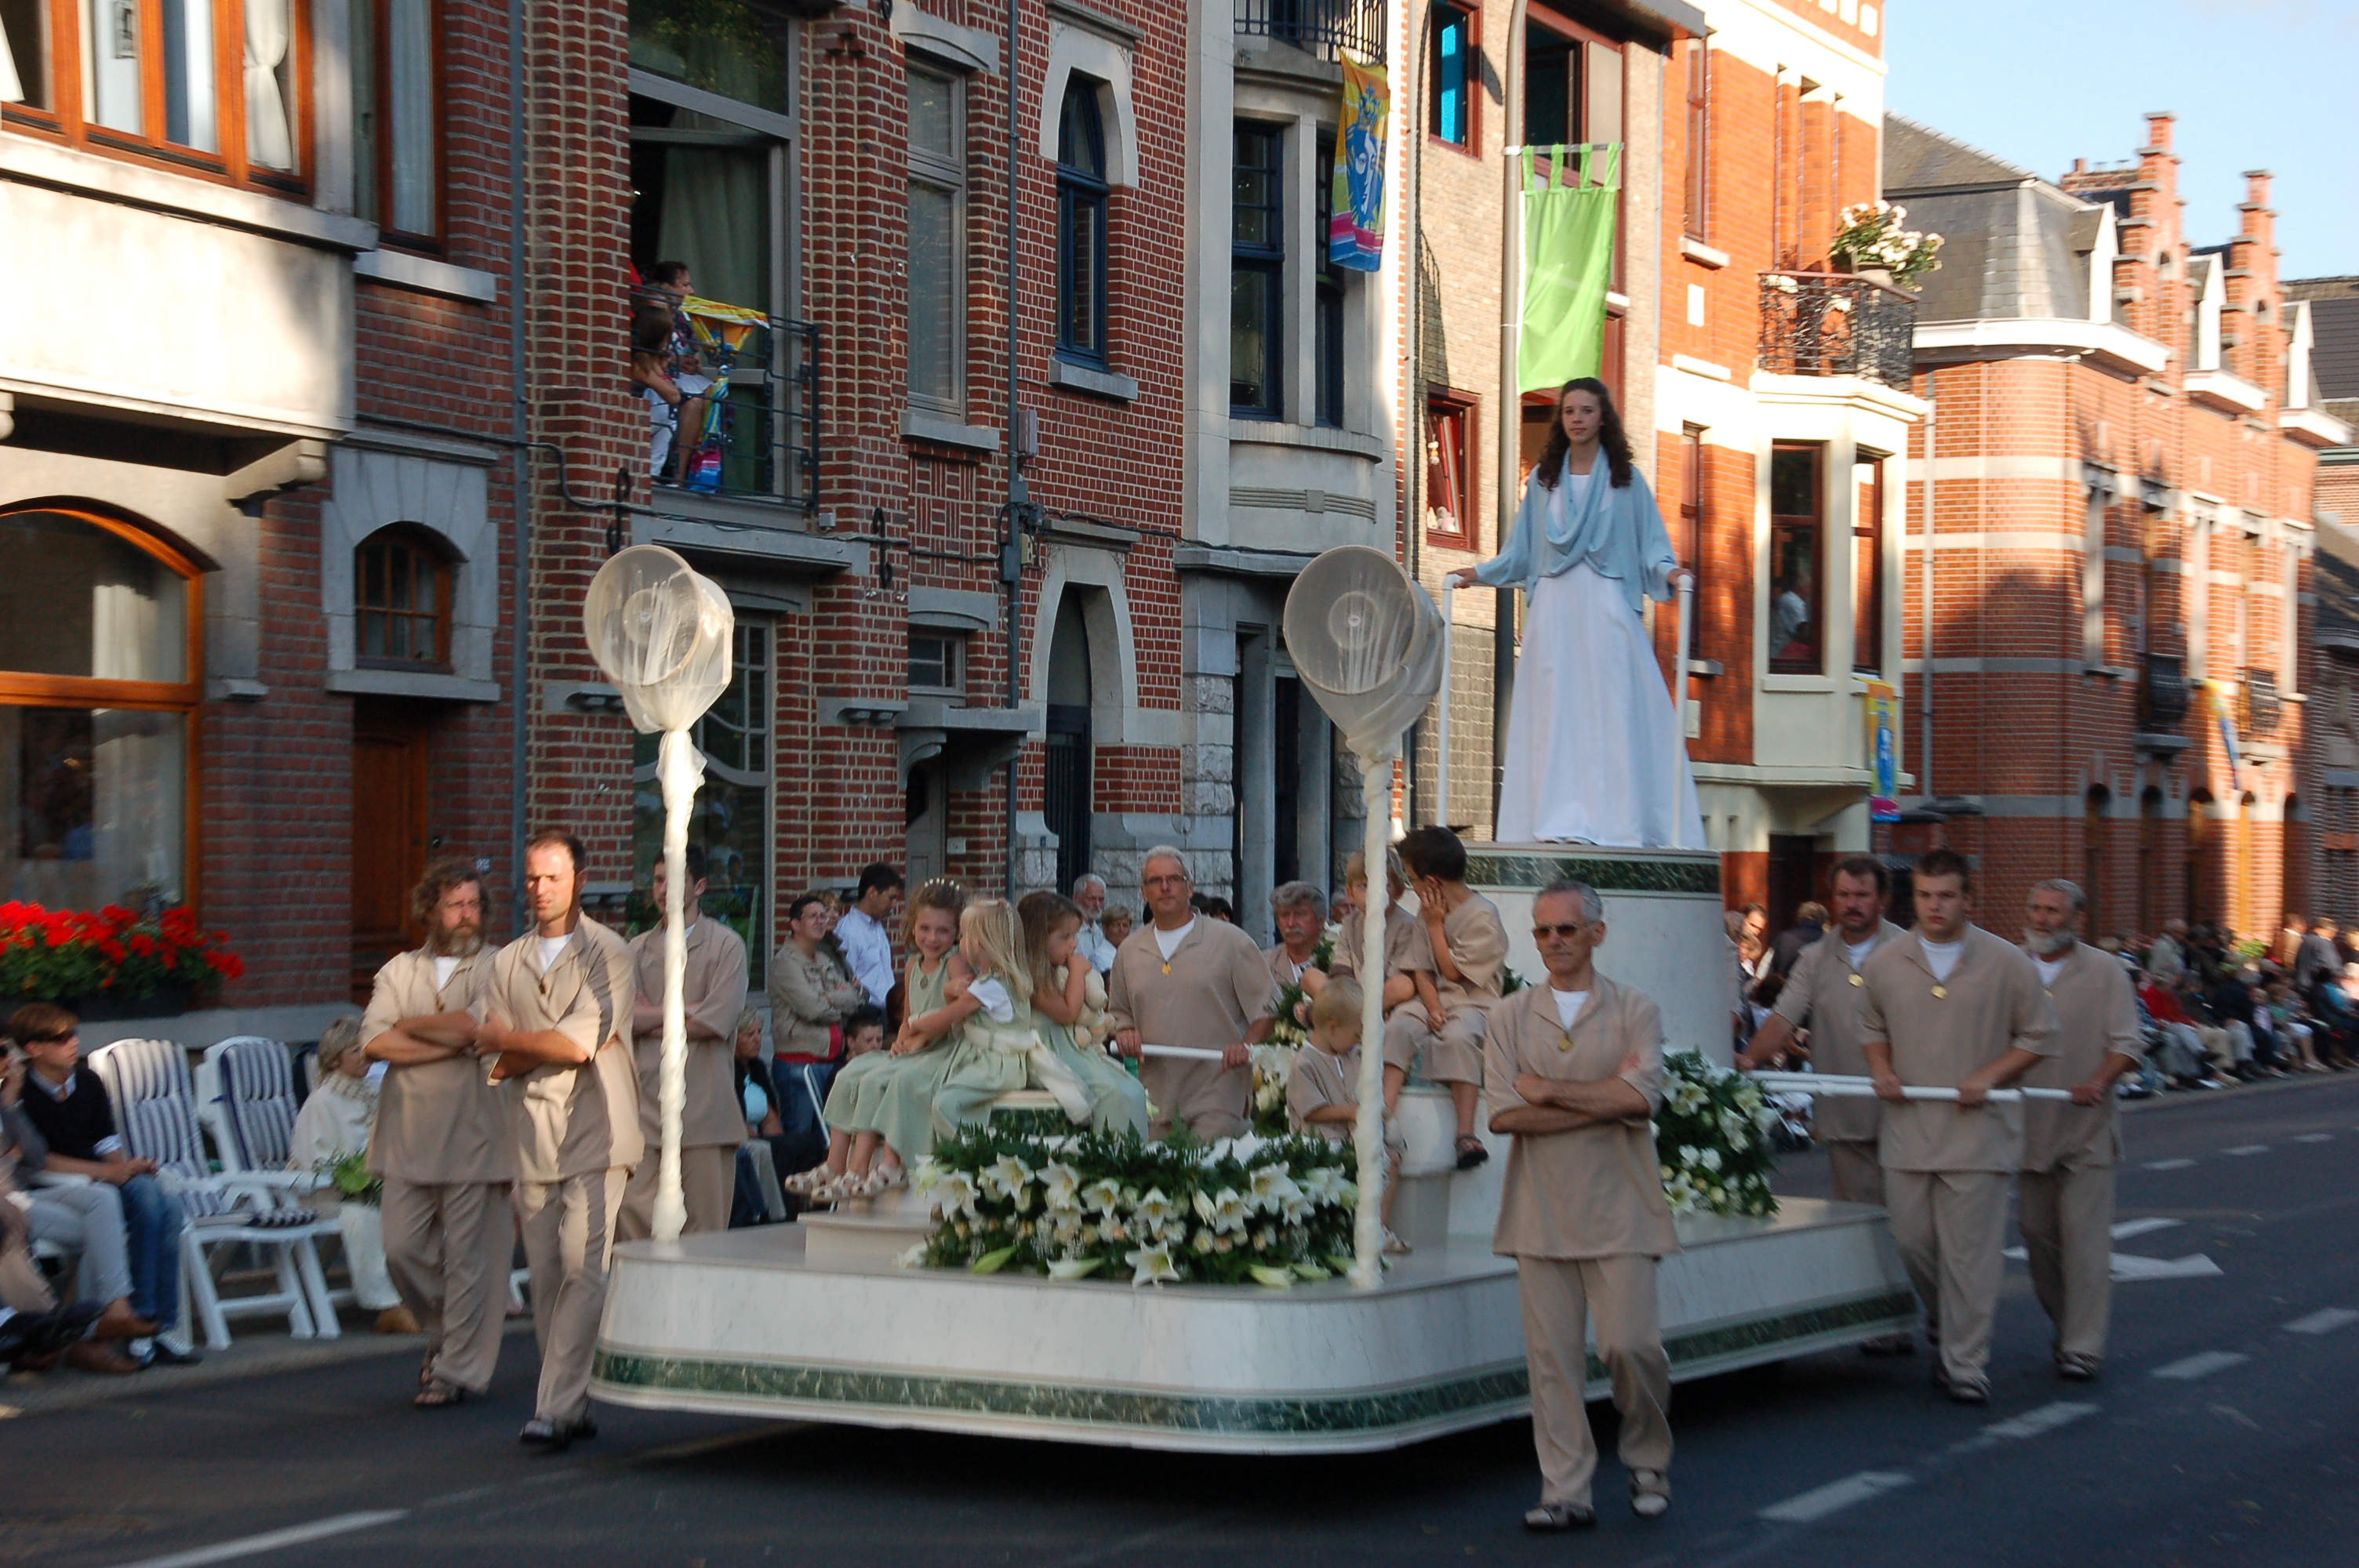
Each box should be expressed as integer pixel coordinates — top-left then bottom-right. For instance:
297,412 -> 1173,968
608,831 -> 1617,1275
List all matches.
1518,145 -> 1620,394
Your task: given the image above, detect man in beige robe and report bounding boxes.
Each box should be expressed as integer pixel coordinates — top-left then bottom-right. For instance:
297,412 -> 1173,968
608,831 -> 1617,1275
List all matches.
618,846 -> 750,1240
1263,881 -> 1330,996
361,858 -> 515,1406
477,830 -> 640,1450
1107,848 -> 1275,1139
1859,848 -> 2057,1404
2019,878 -> 2143,1381
1487,880 -> 1676,1530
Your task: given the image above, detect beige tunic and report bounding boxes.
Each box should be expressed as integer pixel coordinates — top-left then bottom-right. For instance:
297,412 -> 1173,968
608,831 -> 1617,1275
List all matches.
628,918 -> 751,1151
1432,893 -> 1510,1012
767,939 -> 867,1058
482,917 -> 643,1182
1329,903 -> 1436,991
362,946 -> 516,1184
1857,925 -> 2059,1174
1485,975 -> 1678,1261
2019,941 -> 2142,1173
1265,942 -> 1321,993
1769,920 -> 1908,1144
1104,918 -> 1277,1134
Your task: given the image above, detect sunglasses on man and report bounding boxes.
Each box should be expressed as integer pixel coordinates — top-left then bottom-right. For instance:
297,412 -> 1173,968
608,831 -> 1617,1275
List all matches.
1532,922 -> 1592,941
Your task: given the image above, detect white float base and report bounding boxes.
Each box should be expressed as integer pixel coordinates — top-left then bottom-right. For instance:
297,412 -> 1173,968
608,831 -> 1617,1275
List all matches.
594,1196 -> 1913,1454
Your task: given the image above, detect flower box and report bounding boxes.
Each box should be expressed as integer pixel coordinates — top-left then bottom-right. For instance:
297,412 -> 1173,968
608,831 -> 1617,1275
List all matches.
0,901 -> 245,1015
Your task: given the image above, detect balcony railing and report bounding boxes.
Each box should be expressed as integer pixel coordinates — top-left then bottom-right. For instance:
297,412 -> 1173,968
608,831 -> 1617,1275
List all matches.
1757,272 -> 1917,390
2138,652 -> 2190,732
645,304 -> 821,514
2245,667 -> 2281,736
1234,0 -> 1387,62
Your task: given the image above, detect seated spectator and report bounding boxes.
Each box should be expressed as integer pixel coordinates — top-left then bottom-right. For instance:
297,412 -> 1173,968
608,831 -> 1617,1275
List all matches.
769,891 -> 870,1069
728,1009 -> 794,1228
630,262 -> 713,481
288,1017 -> 414,1334
2202,970 -> 2262,1080
2135,975 -> 2219,1087
2265,978 -> 2326,1072
9,1004 -> 198,1366
2,1058 -> 127,1373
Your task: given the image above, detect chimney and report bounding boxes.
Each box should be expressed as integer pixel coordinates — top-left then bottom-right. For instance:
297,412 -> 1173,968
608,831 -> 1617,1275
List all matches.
2143,111 -> 2175,153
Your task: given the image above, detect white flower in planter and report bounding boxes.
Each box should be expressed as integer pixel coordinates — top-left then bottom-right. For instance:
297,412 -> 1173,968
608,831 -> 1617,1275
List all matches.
1079,1177 -> 1123,1215
1191,1227 -> 1217,1254
980,1155 -> 1035,1210
929,1169 -> 979,1219
1041,1161 -> 1085,1212
1249,1165 -> 1303,1214
1134,1187 -> 1182,1234
911,1156 -> 943,1193
1302,1164 -> 1350,1206
1194,1187 -> 1252,1236
1128,1242 -> 1180,1286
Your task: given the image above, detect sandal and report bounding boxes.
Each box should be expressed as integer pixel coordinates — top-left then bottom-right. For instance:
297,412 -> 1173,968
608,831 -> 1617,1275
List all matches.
415,1380 -> 468,1409
782,1164 -> 840,1198
856,1163 -> 907,1200
1455,1134 -> 1490,1170
1382,1227 -> 1412,1256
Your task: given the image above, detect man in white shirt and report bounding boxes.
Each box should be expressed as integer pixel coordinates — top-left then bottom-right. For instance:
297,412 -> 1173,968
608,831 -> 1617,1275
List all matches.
1073,874 -> 1118,976
832,864 -> 903,1008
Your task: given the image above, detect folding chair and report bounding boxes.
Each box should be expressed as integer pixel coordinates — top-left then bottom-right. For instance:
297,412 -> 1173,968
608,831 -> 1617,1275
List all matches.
87,1039 -> 336,1350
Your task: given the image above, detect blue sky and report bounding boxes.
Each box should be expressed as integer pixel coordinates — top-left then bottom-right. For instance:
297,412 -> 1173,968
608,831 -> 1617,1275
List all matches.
1884,0 -> 2356,281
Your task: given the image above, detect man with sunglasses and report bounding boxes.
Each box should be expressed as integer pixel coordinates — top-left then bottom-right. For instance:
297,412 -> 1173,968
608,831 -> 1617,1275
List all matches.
1487,880 -> 1676,1531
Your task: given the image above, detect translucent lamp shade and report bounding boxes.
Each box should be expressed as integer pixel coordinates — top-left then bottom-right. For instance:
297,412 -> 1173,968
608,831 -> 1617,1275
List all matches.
583,545 -> 734,734
1281,546 -> 1445,760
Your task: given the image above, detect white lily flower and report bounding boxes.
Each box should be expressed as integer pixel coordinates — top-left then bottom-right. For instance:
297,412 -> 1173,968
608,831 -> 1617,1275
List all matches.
1079,1178 -> 1123,1215
1135,1187 -> 1181,1232
1249,1166 -> 1303,1214
1127,1243 -> 1180,1286
1192,1228 -> 1216,1253
911,1156 -> 943,1194
1198,1187 -> 1250,1236
1040,1161 -> 1085,1212
929,1169 -> 980,1218
1700,1146 -> 1723,1172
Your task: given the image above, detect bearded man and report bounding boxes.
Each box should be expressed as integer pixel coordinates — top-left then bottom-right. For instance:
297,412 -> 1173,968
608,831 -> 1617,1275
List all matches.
362,857 -> 518,1409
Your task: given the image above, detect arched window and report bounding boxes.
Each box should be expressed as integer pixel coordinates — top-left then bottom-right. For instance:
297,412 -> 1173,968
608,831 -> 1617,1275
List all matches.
0,508 -> 202,910
1056,78 -> 1110,364
354,526 -> 453,669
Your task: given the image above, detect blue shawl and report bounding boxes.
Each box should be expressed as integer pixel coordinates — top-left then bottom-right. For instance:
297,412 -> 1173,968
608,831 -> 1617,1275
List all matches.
1471,460 -> 1677,618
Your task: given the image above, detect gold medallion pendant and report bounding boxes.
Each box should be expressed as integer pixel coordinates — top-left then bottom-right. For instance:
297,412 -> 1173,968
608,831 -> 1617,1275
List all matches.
1931,985 -> 1948,1000
1848,972 -> 1864,987
1161,963 -> 1172,976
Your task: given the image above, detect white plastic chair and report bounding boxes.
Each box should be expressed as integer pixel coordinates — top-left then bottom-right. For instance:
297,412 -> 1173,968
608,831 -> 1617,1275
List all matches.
86,1039 -> 337,1350
200,1036 -> 350,1327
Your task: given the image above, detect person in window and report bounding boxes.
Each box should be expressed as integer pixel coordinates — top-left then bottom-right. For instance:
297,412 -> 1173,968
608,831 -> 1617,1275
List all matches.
1770,560 -> 1813,663
630,261 -> 712,481
1445,378 -> 1702,848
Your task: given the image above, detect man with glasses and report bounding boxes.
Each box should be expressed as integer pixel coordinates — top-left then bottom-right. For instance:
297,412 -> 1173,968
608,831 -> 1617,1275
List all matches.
1486,880 -> 1676,1530
1107,847 -> 1276,1139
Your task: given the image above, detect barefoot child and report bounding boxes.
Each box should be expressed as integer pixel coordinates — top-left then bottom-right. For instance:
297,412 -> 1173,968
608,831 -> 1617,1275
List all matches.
792,879 -> 969,1200
1395,824 -> 1507,1170
1286,978 -> 1407,1252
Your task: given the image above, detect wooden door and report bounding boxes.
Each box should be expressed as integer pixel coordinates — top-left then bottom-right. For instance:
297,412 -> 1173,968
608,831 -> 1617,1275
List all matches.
352,703 -> 432,1000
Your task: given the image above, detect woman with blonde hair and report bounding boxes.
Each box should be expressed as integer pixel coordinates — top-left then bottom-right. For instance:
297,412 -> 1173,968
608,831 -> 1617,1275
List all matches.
289,1017 -> 415,1334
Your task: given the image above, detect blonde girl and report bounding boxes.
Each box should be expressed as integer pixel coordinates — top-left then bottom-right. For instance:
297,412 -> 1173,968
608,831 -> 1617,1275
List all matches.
1008,891 -> 1147,1135
791,878 -> 968,1200
924,900 -> 1048,1134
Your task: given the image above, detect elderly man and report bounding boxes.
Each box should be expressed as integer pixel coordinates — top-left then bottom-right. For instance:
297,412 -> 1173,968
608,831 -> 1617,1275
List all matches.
361,858 -> 514,1406
1265,881 -> 1330,994
1073,874 -> 1118,976
2019,879 -> 2143,1381
834,864 -> 903,1008
1107,848 -> 1276,1139
618,845 -> 751,1241
1859,848 -> 2057,1404
1488,880 -> 1676,1530
477,830 -> 640,1450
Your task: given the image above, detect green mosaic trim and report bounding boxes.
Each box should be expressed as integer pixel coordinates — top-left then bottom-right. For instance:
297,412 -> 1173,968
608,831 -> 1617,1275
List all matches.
593,1290 -> 1916,1436
1467,852 -> 1721,897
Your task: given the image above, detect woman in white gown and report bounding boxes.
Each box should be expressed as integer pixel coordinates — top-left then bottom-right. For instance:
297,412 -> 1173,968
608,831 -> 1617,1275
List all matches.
1446,377 -> 1703,848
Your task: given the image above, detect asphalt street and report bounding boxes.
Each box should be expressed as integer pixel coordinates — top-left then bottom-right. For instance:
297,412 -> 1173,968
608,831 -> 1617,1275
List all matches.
13,1075 -> 2357,1568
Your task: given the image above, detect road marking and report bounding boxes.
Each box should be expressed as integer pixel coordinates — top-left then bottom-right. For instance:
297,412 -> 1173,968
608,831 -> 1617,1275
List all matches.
1979,1400 -> 2100,1441
104,1511 -> 408,1568
2110,1217 -> 2183,1240
2219,1145 -> 2270,1156
1760,1471 -> 1914,1523
2294,1133 -> 2333,1144
2145,1158 -> 2196,1171
2151,1351 -> 2248,1381
2003,1245 -> 2220,1280
2285,1308 -> 2359,1335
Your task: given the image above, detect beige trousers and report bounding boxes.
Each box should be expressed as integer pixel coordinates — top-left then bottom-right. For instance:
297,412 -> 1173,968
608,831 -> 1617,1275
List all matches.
1823,1139 -> 1886,1208
517,1167 -> 628,1426
1884,1168 -> 2010,1384
2016,1162 -> 2115,1362
615,1145 -> 736,1242
380,1177 -> 514,1395
1382,1007 -> 1486,1086
1517,1254 -> 1674,1509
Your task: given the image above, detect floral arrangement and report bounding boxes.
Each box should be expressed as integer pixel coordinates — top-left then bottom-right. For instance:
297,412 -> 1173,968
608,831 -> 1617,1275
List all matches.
912,1124 -> 1359,1287
0,902 -> 245,1006
1831,201 -> 1943,285
1264,927 -> 1337,1051
1249,1044 -> 1299,1137
1654,1051 -> 1780,1218
315,1150 -> 381,1206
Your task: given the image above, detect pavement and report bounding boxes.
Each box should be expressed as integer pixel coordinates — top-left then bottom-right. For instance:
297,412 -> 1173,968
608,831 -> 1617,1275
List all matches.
10,1074 -> 2357,1568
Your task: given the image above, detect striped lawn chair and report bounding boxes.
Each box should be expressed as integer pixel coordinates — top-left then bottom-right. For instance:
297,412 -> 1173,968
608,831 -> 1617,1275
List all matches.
85,1039 -> 337,1349
201,1036 -> 353,1321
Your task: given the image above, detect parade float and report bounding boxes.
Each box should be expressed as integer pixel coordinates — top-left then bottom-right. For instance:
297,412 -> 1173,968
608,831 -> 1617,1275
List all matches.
591,546 -> 1914,1452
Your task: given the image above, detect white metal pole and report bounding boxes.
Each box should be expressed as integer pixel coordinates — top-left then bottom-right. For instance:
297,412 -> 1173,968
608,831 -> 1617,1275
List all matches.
652,728 -> 696,1242
1350,753 -> 1393,1288
1670,575 -> 1695,849
1435,580 -> 1452,827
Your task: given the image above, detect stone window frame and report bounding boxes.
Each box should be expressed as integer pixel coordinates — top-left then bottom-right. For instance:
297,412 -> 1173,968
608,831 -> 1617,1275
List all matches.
320,444 -> 499,702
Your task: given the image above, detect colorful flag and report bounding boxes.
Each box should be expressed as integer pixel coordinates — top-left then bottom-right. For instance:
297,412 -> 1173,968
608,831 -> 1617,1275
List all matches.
1864,681 -> 1900,822
1328,58 -> 1389,271
1518,144 -> 1619,392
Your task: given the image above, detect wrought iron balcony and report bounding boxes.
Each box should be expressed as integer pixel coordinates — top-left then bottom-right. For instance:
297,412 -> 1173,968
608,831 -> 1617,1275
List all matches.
2244,667 -> 2281,736
2138,651 -> 2190,732
640,298 -> 821,514
1757,272 -> 1917,390
1234,0 -> 1387,62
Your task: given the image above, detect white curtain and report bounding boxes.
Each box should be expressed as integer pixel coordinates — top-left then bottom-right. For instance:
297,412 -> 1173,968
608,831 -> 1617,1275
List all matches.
0,16 -> 24,103
386,0 -> 434,231
90,576 -> 185,684
93,711 -> 186,907
245,0 -> 294,169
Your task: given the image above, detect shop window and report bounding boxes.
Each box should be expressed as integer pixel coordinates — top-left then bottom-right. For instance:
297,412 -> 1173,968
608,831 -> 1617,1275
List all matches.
633,619 -> 770,982
350,0 -> 440,242
1424,390 -> 1476,550
0,508 -> 202,911
1056,78 -> 1110,365
1230,120 -> 1283,417
354,525 -> 451,669
1768,443 -> 1823,674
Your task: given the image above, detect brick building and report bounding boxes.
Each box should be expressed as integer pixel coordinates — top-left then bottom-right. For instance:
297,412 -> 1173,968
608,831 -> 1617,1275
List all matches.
2282,276 -> 2359,914
1880,113 -> 2346,940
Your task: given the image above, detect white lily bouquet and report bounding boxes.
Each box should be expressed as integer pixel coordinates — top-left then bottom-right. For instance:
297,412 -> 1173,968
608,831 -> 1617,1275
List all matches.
1249,1044 -> 1297,1138
911,1125 -> 1358,1287
1653,1051 -> 1781,1218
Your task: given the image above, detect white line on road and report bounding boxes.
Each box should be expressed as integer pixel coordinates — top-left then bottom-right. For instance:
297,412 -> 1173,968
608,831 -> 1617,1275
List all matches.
2151,1351 -> 2249,1381
2285,1308 -> 2359,1335
2294,1133 -> 2334,1144
1978,1400 -> 2101,1441
2110,1254 -> 2224,1281
1760,1471 -> 1914,1523
2145,1158 -> 2197,1171
2110,1217 -> 2184,1240
2219,1145 -> 2270,1156
104,1511 -> 408,1568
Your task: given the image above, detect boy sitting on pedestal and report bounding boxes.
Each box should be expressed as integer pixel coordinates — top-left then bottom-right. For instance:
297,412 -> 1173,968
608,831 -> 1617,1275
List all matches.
1285,979 -> 1406,1253
1395,825 -> 1509,1170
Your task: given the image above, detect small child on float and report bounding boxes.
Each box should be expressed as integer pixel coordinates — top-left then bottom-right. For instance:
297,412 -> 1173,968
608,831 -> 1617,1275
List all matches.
1329,846 -> 1446,1056
1001,891 -> 1146,1134
790,878 -> 969,1201
925,900 -> 1043,1131
1286,978 -> 1408,1253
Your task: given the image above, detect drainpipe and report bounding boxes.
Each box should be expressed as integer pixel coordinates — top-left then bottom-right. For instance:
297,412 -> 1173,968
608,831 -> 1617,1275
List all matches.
507,0 -> 529,932
1003,0 -> 1025,898
1493,1 -> 1529,834
1919,383 -> 1934,806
